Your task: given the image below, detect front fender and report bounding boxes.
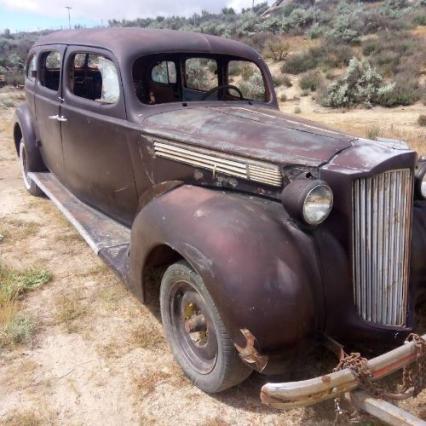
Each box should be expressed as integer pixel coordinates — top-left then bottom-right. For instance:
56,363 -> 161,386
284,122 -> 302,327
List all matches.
130,185 -> 323,353
14,103 -> 45,171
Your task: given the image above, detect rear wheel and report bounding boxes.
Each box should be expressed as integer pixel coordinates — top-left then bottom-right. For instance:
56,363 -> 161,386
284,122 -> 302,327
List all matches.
160,261 -> 251,393
19,140 -> 43,197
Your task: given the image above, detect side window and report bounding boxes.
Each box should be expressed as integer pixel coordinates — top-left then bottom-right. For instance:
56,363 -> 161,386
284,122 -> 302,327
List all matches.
26,54 -> 37,82
151,61 -> 176,85
69,52 -> 120,104
227,60 -> 266,101
185,58 -> 218,92
39,50 -> 61,91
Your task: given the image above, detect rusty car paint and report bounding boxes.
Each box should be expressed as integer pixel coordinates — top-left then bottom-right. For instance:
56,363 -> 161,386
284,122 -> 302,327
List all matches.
15,28 -> 426,371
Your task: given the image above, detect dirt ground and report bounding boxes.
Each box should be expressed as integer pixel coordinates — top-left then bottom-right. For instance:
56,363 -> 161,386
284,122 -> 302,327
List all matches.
1,89 -> 426,425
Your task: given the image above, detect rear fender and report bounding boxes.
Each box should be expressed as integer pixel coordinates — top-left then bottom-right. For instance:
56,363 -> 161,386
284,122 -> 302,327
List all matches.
129,185 -> 322,352
13,103 -> 45,171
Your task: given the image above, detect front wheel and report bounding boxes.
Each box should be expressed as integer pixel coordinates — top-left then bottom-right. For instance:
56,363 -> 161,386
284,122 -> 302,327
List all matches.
160,261 -> 251,393
19,140 -> 43,197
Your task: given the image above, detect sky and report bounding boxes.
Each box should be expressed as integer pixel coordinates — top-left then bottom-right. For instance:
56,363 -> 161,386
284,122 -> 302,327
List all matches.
0,0 -> 263,32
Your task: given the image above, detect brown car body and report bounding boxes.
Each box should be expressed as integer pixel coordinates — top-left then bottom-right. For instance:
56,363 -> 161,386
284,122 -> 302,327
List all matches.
13,28 -> 426,373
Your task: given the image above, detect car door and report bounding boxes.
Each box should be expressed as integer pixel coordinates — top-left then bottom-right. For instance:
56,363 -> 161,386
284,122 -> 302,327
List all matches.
60,46 -> 138,226
34,46 -> 66,179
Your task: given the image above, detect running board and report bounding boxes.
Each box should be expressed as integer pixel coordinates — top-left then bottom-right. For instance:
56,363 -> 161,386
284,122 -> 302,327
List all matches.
28,172 -> 130,282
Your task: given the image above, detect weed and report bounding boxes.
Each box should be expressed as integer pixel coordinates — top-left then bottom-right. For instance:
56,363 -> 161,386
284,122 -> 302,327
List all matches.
294,106 -> 302,114
366,126 -> 381,140
55,294 -> 88,333
279,93 -> 287,102
0,263 -> 50,348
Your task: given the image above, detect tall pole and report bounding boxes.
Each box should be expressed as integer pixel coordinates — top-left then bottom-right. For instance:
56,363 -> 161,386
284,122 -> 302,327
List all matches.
65,6 -> 72,29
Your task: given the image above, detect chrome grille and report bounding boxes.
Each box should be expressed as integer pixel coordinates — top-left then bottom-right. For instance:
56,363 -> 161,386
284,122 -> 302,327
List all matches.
352,169 -> 412,326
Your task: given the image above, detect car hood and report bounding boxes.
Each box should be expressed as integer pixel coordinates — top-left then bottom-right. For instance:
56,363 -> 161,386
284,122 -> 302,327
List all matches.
140,105 -> 356,167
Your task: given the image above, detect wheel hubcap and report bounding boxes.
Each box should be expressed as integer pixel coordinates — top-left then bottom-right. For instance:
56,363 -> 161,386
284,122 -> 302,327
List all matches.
170,282 -> 218,374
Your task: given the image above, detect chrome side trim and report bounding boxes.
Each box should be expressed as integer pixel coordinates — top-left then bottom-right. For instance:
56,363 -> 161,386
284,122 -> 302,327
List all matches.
152,139 -> 282,187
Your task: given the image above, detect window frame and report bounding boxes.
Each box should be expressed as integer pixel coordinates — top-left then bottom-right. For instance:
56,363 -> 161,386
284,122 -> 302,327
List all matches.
131,53 -> 274,107
63,46 -> 125,117
25,53 -> 37,82
151,60 -> 177,86
38,49 -> 62,93
67,51 -> 121,106
226,59 -> 267,102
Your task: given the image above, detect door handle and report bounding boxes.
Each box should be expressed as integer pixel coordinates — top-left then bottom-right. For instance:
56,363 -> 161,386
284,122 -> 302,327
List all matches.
48,114 -> 68,122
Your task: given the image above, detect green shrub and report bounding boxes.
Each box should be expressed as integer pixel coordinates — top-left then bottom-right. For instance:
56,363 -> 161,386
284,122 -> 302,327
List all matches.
279,93 -> 287,102
321,58 -> 388,108
294,106 -> 302,114
282,52 -> 318,74
272,74 -> 292,88
299,70 -> 323,92
377,78 -> 420,106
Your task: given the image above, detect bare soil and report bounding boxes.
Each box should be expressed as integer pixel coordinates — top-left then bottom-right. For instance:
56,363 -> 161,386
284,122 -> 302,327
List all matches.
1,89 -> 426,425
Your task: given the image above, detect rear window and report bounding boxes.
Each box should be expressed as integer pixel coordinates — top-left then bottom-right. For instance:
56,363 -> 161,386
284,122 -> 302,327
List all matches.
152,61 -> 177,84
26,54 -> 37,82
68,52 -> 120,104
39,50 -> 61,91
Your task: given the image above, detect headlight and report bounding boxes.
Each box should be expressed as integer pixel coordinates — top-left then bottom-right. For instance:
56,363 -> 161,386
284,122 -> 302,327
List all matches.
415,162 -> 426,199
281,179 -> 333,226
303,184 -> 334,225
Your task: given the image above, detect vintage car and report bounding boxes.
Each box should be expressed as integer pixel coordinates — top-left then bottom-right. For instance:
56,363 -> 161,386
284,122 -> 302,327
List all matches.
12,28 -> 426,408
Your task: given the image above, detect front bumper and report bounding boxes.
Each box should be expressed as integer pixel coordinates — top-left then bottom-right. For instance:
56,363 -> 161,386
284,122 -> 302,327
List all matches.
261,333 -> 426,409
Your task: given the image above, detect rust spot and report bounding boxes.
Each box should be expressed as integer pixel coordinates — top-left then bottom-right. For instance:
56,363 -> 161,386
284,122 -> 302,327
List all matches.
235,328 -> 268,372
321,375 -> 332,384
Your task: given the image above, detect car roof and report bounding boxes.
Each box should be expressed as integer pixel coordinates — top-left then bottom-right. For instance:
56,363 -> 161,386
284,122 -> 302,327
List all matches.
34,28 -> 261,62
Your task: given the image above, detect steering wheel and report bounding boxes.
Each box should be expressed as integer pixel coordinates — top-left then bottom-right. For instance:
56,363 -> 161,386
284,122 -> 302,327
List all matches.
201,84 -> 244,101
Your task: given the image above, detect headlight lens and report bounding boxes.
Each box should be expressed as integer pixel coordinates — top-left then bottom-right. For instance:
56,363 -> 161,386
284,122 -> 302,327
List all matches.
303,184 -> 333,225
421,174 -> 426,198
415,162 -> 426,199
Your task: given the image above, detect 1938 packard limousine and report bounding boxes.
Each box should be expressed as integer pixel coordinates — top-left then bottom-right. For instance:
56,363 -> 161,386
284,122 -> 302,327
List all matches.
13,28 -> 426,411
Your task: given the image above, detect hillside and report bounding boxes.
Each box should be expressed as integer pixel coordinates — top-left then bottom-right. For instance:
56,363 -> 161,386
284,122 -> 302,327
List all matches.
0,0 -> 425,110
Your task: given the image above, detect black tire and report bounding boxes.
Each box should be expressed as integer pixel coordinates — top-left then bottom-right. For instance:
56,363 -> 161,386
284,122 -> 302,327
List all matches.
18,140 -> 43,197
160,260 -> 251,393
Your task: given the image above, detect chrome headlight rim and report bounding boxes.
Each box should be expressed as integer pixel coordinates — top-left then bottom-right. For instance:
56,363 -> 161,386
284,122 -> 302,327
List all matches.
415,162 -> 426,199
281,178 -> 334,226
302,183 -> 334,226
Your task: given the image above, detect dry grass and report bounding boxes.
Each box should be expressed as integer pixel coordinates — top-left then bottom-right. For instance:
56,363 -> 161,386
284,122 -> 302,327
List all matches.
54,293 -> 88,333
132,370 -> 172,397
128,321 -> 166,350
0,218 -> 40,242
1,411 -> 43,426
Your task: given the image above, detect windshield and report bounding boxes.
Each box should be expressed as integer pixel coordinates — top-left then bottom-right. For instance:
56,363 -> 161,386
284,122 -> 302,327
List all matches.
132,54 -> 267,105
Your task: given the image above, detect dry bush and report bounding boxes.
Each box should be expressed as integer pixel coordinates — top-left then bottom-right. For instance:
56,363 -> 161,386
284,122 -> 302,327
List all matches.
263,36 -> 290,62
418,115 -> 426,127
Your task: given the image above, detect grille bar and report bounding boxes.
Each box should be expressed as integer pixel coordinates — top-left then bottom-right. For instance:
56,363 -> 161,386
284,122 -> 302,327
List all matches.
352,169 -> 412,326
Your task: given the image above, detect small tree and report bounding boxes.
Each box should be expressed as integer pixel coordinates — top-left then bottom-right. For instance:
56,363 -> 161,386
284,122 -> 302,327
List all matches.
263,37 -> 290,61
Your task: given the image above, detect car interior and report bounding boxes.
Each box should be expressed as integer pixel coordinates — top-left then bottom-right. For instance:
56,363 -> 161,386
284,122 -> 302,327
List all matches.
132,54 -> 267,105
39,50 -> 61,91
